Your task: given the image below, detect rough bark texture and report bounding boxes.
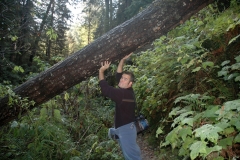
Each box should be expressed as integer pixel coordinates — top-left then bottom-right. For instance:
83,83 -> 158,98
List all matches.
0,0 -> 215,126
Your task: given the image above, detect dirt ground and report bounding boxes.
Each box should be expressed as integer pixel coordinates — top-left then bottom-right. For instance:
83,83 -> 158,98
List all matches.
137,133 -> 159,160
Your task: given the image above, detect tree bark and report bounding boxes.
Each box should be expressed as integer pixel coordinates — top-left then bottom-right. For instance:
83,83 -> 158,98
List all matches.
0,0 -> 215,126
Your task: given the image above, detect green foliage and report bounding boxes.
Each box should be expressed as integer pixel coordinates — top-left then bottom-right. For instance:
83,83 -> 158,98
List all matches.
218,55 -> 240,87
158,94 -> 240,159
130,1 -> 240,159
12,66 -> 24,73
6,88 -> 35,110
0,119 -> 77,160
0,79 -> 122,159
46,27 -> 58,40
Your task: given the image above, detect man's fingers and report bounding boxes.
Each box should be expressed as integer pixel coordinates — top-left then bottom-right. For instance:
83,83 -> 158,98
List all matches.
101,61 -> 111,67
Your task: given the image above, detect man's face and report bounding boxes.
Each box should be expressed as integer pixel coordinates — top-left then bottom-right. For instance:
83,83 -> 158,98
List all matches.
118,74 -> 132,89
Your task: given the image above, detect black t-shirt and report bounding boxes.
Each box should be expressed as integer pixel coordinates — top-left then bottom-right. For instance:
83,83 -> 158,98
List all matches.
99,72 -> 136,128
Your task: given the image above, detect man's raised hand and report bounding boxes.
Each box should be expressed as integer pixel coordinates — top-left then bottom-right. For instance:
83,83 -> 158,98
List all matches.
99,61 -> 111,72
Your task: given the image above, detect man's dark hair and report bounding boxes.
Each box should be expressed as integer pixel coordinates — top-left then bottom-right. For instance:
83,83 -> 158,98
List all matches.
123,71 -> 135,82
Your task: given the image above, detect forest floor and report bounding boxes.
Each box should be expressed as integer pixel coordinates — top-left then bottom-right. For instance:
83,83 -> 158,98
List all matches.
137,133 -> 159,160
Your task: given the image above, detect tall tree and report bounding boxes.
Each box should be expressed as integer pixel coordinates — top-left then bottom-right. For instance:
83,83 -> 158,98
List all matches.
82,0 -> 104,43
29,0 -> 55,65
104,0 -> 110,32
0,0 -> 215,126
0,0 -> 34,84
46,0 -> 55,61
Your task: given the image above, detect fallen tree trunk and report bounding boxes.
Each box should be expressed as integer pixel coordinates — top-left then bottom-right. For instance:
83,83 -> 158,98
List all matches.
0,0 -> 215,126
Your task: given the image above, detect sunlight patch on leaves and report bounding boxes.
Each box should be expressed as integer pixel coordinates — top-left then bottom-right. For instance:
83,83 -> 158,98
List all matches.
172,111 -> 194,128
181,118 -> 194,127
223,99 -> 240,111
194,124 -> 223,144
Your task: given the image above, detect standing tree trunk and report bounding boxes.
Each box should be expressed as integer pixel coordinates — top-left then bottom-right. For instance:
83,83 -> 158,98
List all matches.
109,0 -> 113,29
104,0 -> 110,32
29,0 -> 54,66
46,0 -> 55,61
0,0 -> 215,126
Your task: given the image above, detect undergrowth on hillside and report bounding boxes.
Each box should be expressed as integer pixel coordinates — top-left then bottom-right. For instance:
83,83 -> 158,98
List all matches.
130,0 -> 240,159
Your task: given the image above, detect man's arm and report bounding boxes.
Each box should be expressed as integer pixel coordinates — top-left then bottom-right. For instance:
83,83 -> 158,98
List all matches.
117,53 -> 133,73
99,61 -> 111,81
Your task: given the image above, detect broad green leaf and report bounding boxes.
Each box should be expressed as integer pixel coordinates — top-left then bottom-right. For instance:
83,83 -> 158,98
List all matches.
204,145 -> 222,159
221,60 -> 230,66
179,126 -> 192,141
172,111 -> 194,127
187,59 -> 195,68
11,35 -> 18,41
229,117 -> 240,130
217,70 -> 228,77
235,55 -> 240,62
203,105 -> 219,118
218,137 -> 234,149
156,127 -> 164,138
223,99 -> 240,111
197,21 -> 204,26
202,61 -> 214,69
64,92 -> 69,101
231,63 -> 240,70
181,118 -> 194,127
215,121 -> 230,130
179,147 -> 188,156
54,109 -> 61,120
194,124 -> 223,144
234,133 -> 240,143
165,126 -> 181,149
222,127 -> 235,136
179,57 -> 189,64
13,66 -> 24,73
190,141 -> 207,160
235,76 -> 240,82
192,66 -> 201,73
40,108 -> 48,119
176,106 -> 192,115
227,73 -> 239,80
182,136 -> 195,149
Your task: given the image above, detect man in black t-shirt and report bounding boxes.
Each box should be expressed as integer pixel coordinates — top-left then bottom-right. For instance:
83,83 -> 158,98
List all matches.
99,53 -> 142,160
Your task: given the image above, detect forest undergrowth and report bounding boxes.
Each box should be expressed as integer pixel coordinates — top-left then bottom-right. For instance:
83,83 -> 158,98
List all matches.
1,0 -> 240,159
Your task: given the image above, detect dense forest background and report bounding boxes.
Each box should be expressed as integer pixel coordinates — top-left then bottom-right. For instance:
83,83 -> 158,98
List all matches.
0,0 -> 240,159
